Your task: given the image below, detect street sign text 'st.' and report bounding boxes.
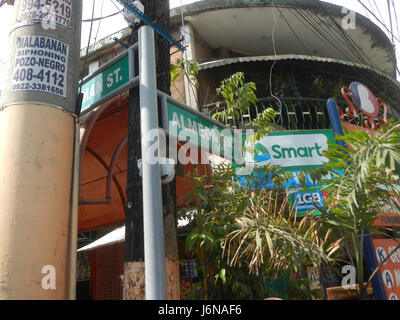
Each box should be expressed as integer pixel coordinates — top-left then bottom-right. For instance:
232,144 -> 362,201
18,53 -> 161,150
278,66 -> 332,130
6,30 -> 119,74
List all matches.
80,55 -> 130,113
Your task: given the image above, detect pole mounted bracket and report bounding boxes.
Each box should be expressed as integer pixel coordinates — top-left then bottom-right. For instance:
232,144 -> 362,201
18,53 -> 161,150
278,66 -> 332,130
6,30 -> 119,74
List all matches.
114,0 -> 185,52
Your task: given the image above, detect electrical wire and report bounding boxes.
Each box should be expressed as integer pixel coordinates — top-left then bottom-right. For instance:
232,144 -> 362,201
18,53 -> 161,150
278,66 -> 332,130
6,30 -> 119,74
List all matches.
314,1 -> 378,70
285,6 -> 380,88
357,0 -> 400,75
79,0 -> 96,93
391,0 -> 400,41
297,1 -> 392,85
276,7 -> 314,58
356,0 -> 400,77
111,0 -> 125,18
292,6 -> 355,61
178,0 -> 199,108
93,0 -> 105,44
387,0 -> 395,45
292,8 -> 366,68
356,0 -> 400,43
289,5 -> 394,103
268,0 -> 282,124
82,10 -> 121,23
369,0 -> 385,23
291,2 -> 355,60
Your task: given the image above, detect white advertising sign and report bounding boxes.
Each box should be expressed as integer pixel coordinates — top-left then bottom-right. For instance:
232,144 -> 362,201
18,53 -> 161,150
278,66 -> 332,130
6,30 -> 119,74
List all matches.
11,36 -> 69,98
18,0 -> 72,30
244,132 -> 331,169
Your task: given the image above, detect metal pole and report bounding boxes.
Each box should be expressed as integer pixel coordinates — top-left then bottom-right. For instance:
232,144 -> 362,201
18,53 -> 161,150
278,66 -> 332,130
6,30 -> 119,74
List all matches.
139,25 -> 166,300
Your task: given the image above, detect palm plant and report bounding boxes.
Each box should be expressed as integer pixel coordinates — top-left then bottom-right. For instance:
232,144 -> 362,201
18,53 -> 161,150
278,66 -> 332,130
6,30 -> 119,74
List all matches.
182,163 -> 342,299
223,189 -> 341,277
305,120 -> 400,299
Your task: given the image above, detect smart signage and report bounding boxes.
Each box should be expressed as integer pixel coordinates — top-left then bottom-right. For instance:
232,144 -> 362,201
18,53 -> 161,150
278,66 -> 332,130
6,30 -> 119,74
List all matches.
241,129 -> 335,171
287,187 -> 331,217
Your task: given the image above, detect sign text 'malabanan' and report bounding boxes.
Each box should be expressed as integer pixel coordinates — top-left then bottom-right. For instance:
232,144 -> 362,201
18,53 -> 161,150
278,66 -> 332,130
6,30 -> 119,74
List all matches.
12,36 -> 69,97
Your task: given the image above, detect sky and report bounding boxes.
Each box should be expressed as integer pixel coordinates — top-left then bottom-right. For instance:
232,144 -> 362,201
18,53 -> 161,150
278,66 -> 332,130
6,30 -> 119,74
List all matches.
0,0 -> 399,89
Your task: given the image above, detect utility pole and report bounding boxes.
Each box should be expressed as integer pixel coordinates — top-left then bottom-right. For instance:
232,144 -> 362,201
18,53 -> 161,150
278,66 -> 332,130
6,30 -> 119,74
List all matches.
0,0 -> 82,299
123,0 -> 180,300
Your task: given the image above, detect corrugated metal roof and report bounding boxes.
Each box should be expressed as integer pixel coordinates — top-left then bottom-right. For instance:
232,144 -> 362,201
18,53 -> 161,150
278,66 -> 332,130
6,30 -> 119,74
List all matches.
199,54 -> 400,88
200,54 -> 364,69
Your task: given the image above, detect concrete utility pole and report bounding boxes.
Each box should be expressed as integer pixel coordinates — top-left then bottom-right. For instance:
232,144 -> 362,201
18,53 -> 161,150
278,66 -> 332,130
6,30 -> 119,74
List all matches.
123,0 -> 180,300
0,0 -> 82,299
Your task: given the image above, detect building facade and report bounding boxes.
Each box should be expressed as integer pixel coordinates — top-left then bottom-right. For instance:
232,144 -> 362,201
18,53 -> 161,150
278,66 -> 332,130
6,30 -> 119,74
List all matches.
76,0 -> 400,299
170,0 -> 400,128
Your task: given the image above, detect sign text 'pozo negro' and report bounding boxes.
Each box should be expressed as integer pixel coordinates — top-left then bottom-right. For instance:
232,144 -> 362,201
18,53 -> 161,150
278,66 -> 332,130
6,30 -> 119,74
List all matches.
11,36 -> 69,98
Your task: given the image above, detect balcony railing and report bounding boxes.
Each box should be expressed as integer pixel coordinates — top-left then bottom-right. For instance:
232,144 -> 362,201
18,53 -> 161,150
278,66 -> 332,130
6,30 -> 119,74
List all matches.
203,97 -> 348,131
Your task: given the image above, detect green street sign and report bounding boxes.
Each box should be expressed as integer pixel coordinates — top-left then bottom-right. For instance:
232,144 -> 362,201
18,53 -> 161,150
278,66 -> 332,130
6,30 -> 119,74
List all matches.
80,55 -> 130,113
165,101 -> 236,159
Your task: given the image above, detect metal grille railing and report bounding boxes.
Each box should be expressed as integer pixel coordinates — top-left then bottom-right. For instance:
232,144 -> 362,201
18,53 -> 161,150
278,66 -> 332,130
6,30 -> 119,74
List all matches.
204,97 -> 348,131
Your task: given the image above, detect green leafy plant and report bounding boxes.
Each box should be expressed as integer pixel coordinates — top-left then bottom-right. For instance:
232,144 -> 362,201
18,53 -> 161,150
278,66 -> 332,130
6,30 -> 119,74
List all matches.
302,120 -> 400,299
223,188 -> 341,277
170,58 -> 200,88
245,108 -> 277,141
212,72 -> 258,125
181,163 -> 341,300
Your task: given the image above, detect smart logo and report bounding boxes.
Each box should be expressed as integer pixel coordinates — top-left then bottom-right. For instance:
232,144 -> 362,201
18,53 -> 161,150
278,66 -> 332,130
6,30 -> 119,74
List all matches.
244,130 -> 334,170
253,143 -> 271,165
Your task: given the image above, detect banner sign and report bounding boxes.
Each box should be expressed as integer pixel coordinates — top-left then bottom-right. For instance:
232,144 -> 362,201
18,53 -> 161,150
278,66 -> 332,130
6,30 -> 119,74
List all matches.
293,190 -> 325,211
286,186 -> 331,216
241,129 -> 335,172
11,36 -> 69,97
234,129 -> 336,190
372,239 -> 400,300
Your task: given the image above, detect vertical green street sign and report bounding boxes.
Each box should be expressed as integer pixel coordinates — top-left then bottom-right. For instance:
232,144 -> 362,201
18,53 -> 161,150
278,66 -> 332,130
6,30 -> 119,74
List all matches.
80,55 -> 130,113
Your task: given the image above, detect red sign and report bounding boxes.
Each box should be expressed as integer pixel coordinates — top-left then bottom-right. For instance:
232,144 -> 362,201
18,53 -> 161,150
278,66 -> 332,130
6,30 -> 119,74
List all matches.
373,196 -> 400,227
341,82 -> 387,130
372,239 -> 400,300
342,121 -> 375,137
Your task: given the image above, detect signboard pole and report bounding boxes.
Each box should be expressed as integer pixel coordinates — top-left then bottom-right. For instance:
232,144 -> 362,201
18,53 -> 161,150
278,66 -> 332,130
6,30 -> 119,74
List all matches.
139,25 -> 167,300
327,99 -> 346,148
0,0 -> 82,299
363,231 -> 387,300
